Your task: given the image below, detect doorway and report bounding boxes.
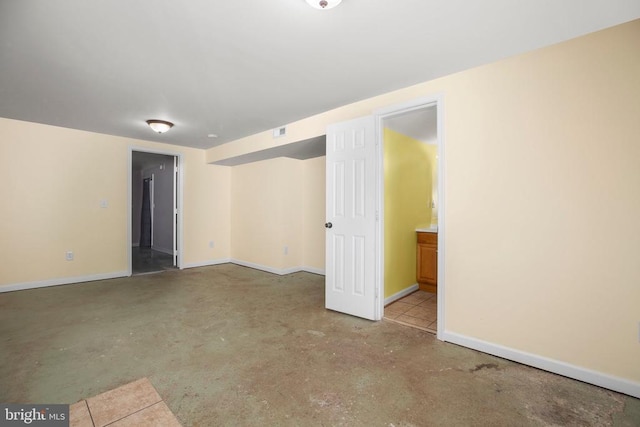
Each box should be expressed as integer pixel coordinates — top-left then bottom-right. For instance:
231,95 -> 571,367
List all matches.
129,149 -> 182,275
323,97 -> 443,336
376,97 -> 443,338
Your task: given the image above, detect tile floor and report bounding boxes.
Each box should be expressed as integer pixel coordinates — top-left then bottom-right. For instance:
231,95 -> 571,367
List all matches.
131,247 -> 175,275
69,378 -> 181,427
384,290 -> 437,333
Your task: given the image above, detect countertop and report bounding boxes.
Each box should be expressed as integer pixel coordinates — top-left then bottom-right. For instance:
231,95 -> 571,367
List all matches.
416,227 -> 438,233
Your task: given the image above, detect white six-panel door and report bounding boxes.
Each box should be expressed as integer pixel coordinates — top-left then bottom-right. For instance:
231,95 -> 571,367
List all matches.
325,116 -> 377,320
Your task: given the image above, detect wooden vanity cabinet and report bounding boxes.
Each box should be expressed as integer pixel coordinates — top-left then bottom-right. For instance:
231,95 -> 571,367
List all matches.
417,232 -> 438,293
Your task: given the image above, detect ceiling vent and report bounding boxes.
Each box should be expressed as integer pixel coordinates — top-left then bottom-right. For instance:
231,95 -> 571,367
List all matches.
273,126 -> 287,138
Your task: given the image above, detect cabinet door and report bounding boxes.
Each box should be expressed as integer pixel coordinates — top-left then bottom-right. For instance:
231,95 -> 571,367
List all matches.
417,243 -> 438,285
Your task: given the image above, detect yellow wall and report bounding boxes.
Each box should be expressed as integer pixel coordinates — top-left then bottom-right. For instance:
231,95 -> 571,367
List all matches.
230,156 -> 325,272
210,20 -> 640,385
383,129 -> 434,298
0,118 -> 231,287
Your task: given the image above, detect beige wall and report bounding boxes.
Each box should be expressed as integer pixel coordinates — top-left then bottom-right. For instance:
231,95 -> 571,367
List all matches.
301,156 -> 326,271
0,118 -> 231,287
231,157 -> 302,270
211,20 -> 640,385
230,156 -> 325,272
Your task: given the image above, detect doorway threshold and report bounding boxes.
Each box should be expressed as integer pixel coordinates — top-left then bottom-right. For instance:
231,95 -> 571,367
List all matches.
383,290 -> 437,334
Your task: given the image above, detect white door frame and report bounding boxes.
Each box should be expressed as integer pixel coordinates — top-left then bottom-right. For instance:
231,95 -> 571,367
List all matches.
128,147 -> 184,275
149,174 -> 155,248
374,95 -> 445,339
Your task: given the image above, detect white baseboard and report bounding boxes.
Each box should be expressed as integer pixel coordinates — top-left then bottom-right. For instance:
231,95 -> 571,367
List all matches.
181,258 -> 232,269
301,266 -> 326,275
182,259 -> 325,276
230,259 -> 294,275
442,331 -> 640,399
229,259 -> 325,276
384,283 -> 419,306
0,271 -> 129,293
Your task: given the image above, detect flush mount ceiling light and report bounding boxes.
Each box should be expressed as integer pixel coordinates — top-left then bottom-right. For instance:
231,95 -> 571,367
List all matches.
305,0 -> 342,10
146,119 -> 174,134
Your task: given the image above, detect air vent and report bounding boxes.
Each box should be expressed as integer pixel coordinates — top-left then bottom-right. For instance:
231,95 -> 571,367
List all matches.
273,126 -> 287,138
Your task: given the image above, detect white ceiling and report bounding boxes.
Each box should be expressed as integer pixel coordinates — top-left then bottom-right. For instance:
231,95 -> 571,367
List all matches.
212,136 -> 326,166
385,107 -> 437,145
1,1 -> 639,150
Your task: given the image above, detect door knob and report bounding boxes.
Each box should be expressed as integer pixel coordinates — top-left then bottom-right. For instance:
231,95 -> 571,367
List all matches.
325,222 -> 333,229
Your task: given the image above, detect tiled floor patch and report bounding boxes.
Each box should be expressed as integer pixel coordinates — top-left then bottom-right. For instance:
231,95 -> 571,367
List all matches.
384,290 -> 437,334
70,378 -> 181,427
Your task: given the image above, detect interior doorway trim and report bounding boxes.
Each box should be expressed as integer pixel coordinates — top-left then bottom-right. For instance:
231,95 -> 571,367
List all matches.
374,95 -> 445,339
128,146 -> 184,275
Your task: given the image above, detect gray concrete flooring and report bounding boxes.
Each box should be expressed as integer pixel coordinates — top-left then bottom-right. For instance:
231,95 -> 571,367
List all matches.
1,264 -> 638,426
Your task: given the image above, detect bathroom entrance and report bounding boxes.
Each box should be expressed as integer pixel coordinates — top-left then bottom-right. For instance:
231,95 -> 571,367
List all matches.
379,101 -> 441,335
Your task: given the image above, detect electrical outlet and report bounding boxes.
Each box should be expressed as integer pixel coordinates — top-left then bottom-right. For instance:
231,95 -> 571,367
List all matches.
209,240 -> 215,249
284,246 -> 288,255
65,251 -> 74,261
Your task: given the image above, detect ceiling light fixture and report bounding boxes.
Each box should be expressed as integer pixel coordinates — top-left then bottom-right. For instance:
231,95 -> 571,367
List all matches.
146,119 -> 174,134
305,0 -> 342,10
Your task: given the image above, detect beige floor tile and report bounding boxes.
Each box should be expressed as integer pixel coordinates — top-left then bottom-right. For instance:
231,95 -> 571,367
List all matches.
383,310 -> 401,320
396,314 -> 431,328
419,298 -> 438,308
402,291 -> 433,305
109,402 -> 181,427
385,316 -> 435,334
405,306 -> 437,322
70,400 -> 94,427
384,301 -> 413,315
86,378 -> 162,427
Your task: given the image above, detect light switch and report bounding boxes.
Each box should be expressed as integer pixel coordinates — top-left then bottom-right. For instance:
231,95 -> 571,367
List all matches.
100,199 -> 108,208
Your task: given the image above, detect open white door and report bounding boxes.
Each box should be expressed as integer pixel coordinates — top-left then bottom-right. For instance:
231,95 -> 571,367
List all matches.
325,116 -> 378,320
172,156 -> 178,267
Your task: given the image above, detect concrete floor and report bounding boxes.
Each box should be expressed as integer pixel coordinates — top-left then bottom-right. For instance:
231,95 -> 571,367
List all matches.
1,264 -> 638,426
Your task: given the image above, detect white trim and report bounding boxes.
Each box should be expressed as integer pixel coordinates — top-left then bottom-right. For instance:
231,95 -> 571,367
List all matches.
374,96 -> 443,117
231,259 -> 299,275
0,271 -> 129,293
301,266 -> 325,275
129,146 -> 184,275
375,113 -> 385,321
150,173 -> 155,247
182,258 -> 232,269
228,259 -> 324,276
177,155 -> 184,268
170,258 -> 326,275
173,155 -> 178,267
443,331 -> 640,399
384,283 -> 419,306
435,96 -> 445,341
374,94 -> 445,331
